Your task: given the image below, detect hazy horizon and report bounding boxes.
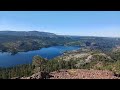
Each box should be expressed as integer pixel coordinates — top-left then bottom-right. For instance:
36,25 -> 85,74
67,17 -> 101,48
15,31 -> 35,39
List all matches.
0,11 -> 120,37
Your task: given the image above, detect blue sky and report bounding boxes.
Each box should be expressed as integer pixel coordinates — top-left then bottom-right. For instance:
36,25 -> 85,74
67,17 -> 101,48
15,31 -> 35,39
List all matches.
0,11 -> 120,37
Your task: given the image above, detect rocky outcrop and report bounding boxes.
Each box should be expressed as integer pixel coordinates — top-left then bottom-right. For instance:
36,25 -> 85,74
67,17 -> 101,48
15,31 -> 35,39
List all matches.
21,72 -> 50,79
11,71 -> 50,79
11,77 -> 21,79
11,69 -> 120,79
49,69 -> 120,79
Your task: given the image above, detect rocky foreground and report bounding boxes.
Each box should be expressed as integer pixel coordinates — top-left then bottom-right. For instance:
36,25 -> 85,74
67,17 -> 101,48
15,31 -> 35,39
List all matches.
49,69 -> 119,79
12,69 -> 120,79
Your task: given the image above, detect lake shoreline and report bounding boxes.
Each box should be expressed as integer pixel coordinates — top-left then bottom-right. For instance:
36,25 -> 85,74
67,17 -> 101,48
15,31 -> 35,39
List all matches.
0,45 -> 81,55
0,46 -> 80,67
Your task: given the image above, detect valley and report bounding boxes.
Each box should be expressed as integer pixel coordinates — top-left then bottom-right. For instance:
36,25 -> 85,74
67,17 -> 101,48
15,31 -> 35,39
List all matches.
0,31 -> 120,79
1,11 -> 120,79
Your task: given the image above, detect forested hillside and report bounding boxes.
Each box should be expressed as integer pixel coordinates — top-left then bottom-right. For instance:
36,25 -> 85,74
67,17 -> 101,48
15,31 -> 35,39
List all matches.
0,31 -> 120,54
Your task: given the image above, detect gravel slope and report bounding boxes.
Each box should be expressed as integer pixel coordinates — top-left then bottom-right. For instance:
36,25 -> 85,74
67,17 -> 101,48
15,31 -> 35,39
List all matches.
49,69 -> 119,79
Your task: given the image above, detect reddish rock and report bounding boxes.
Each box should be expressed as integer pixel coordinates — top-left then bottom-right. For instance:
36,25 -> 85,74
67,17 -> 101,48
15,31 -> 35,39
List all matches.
49,69 -> 119,79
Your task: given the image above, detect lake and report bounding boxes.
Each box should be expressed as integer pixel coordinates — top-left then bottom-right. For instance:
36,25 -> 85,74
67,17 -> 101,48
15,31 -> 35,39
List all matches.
0,46 -> 80,67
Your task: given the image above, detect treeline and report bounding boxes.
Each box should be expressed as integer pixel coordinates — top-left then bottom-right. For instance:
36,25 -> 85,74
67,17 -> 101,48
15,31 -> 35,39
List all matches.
0,64 -> 34,79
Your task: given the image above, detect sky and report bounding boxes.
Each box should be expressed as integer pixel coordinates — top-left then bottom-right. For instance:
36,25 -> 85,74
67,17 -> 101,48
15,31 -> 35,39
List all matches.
0,11 -> 120,37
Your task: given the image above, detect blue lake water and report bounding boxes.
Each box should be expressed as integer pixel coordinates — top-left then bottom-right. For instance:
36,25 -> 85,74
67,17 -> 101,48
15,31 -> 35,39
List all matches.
0,46 -> 80,67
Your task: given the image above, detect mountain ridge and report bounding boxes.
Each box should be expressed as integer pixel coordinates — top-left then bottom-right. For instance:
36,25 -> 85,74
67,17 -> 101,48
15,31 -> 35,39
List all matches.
0,31 -> 57,37
0,30 -> 119,38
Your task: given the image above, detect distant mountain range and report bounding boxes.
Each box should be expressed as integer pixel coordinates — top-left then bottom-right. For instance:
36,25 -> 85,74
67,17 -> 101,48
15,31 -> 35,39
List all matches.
0,31 -> 117,38
0,31 -> 58,37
